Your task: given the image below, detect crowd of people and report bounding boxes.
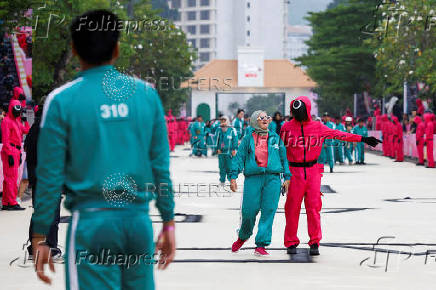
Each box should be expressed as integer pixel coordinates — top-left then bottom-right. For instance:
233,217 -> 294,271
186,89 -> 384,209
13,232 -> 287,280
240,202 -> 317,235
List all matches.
174,97 -> 380,256
169,101 -> 436,171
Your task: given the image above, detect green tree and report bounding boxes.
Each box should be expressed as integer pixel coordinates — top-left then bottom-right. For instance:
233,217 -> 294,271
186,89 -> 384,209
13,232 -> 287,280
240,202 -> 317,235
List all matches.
0,0 -> 32,30
245,94 -> 284,116
367,0 -> 436,109
33,0 -> 195,114
298,0 -> 378,116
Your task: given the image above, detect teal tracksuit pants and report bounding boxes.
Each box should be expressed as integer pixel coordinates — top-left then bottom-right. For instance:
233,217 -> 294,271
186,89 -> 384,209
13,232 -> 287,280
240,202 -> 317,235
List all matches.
334,141 -> 345,163
319,143 -> 334,169
66,209 -> 155,290
355,142 -> 365,163
344,142 -> 353,163
218,154 -> 232,183
238,173 -> 281,247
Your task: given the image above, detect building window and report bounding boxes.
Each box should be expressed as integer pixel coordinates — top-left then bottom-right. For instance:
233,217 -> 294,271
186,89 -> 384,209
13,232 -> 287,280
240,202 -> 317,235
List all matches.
200,0 -> 210,6
200,10 -> 210,20
187,0 -> 196,7
188,39 -> 197,48
172,11 -> 181,21
200,38 -> 210,48
247,15 -> 250,22
172,0 -> 181,9
200,52 -> 210,62
247,2 -> 250,8
247,30 -> 250,36
187,11 -> 196,21
187,25 -> 196,34
200,24 -> 210,34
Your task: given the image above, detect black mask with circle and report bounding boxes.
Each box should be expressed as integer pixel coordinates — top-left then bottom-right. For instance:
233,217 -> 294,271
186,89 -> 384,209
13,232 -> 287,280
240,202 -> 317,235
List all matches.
291,100 -> 308,122
12,105 -> 21,118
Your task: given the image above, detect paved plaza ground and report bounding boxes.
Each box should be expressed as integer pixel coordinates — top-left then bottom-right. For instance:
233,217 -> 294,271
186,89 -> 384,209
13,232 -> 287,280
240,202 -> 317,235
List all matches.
2,145 -> 436,289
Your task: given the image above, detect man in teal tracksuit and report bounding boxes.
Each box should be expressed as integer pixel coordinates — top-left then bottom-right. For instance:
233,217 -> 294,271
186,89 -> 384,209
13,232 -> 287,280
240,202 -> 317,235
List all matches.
319,113 -> 335,172
190,115 -> 207,157
210,117 -> 221,155
353,119 -> 368,164
31,10 -> 175,290
232,109 -> 245,140
333,117 -> 345,164
344,117 -> 354,163
229,111 -> 291,255
216,116 -> 238,185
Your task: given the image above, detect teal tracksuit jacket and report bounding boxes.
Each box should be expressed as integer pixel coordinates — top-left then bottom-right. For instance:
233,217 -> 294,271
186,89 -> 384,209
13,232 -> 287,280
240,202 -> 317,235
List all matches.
191,121 -> 207,156
319,121 -> 335,168
230,128 -> 291,247
232,117 -> 244,140
32,65 -> 174,290
216,127 -> 238,183
334,123 -> 346,163
353,125 -> 368,162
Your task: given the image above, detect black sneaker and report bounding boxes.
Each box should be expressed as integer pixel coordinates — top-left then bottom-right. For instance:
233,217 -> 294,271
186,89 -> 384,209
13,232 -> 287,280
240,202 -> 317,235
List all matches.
287,245 -> 297,255
309,244 -> 320,256
416,163 -> 424,166
7,204 -> 25,210
329,167 -> 333,173
2,205 -> 9,210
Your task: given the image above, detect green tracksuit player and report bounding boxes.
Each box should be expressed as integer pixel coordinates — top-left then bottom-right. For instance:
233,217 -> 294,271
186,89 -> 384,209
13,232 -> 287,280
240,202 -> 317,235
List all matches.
353,119 -> 368,164
31,10 -> 175,290
215,116 -> 238,185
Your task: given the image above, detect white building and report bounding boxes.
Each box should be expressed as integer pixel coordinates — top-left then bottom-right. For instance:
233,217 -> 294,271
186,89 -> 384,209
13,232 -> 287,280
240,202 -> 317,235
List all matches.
168,0 -> 288,70
182,48 -> 317,120
286,25 -> 312,63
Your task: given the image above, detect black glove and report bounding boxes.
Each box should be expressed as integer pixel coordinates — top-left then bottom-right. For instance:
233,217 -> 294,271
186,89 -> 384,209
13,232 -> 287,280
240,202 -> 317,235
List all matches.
8,155 -> 14,167
361,136 -> 382,147
21,116 -> 27,122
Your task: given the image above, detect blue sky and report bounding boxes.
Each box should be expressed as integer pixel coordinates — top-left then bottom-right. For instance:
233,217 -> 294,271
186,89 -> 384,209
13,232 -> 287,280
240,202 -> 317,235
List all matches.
288,0 -> 333,25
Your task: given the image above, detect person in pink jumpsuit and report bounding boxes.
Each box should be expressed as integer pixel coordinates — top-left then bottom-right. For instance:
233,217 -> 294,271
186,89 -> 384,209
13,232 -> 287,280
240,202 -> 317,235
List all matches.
176,118 -> 184,145
280,96 -> 381,255
424,113 -> 435,168
381,115 -> 389,156
415,116 -> 425,166
166,110 -> 176,151
432,114 -> 436,135
387,117 -> 396,158
1,100 -> 30,210
12,86 -> 27,108
392,116 -> 404,162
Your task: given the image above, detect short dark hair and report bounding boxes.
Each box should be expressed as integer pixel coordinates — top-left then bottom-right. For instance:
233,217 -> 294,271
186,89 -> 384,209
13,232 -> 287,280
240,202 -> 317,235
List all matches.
71,10 -> 120,65
237,109 -> 245,114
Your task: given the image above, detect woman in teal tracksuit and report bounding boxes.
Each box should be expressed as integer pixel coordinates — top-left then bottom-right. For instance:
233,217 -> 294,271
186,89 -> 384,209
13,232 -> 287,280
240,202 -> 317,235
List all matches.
230,111 -> 291,256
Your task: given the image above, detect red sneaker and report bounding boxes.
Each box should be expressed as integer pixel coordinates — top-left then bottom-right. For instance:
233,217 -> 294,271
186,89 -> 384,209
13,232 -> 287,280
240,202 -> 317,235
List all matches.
231,238 -> 246,252
254,247 -> 269,256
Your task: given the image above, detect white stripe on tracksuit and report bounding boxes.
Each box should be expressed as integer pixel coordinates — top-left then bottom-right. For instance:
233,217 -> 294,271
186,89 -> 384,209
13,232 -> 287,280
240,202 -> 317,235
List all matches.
68,211 -> 80,290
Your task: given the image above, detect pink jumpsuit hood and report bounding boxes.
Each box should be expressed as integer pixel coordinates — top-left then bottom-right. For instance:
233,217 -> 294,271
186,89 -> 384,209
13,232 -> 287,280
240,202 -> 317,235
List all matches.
392,116 -> 399,124
7,100 -> 21,119
12,87 -> 24,99
290,96 -> 312,122
414,116 -> 422,124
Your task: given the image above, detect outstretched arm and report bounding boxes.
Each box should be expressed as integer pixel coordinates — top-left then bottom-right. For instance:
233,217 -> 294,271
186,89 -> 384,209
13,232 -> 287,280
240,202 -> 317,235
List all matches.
321,124 -> 381,147
320,124 -> 362,142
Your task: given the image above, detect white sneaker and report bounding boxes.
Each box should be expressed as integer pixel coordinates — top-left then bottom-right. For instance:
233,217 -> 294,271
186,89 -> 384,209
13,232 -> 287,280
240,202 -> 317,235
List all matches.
16,197 -> 22,205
